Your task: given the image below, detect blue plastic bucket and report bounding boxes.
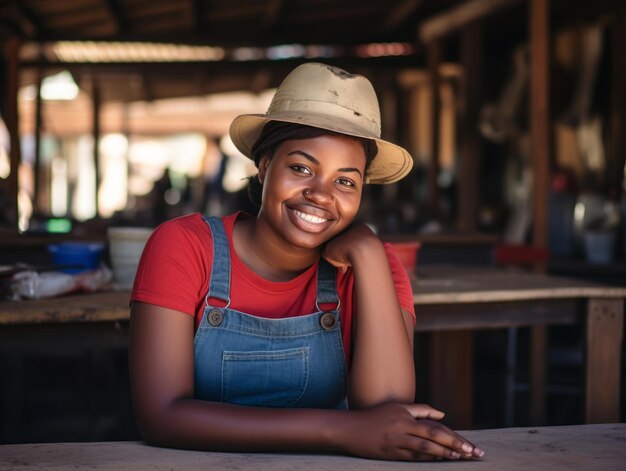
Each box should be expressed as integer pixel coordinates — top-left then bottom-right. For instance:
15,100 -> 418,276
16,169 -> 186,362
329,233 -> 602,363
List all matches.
48,242 -> 104,273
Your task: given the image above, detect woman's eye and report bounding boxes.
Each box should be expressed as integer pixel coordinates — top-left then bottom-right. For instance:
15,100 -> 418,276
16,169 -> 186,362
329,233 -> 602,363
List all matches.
336,177 -> 356,188
290,165 -> 311,174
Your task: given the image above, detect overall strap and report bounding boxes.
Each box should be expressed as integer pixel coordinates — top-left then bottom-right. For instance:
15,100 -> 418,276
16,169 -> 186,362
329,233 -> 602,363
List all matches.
316,258 -> 339,310
202,216 -> 231,305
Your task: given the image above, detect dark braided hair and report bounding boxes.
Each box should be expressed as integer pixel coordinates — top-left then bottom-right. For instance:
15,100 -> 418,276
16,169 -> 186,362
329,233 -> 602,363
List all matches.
247,121 -> 377,207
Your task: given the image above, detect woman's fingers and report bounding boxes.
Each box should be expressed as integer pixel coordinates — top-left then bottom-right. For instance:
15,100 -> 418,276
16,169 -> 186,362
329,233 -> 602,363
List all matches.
409,419 -> 485,459
405,403 -> 445,420
400,434 -> 465,460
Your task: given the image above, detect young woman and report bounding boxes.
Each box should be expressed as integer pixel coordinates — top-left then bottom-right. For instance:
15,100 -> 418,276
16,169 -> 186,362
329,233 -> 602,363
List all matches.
129,62 -> 484,461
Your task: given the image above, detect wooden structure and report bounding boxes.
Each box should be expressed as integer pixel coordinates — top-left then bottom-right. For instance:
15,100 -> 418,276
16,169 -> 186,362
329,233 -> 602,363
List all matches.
1,0 -> 625,227
411,265 -> 625,427
1,423 -> 625,469
1,266 -> 624,430
1,0 -> 625,429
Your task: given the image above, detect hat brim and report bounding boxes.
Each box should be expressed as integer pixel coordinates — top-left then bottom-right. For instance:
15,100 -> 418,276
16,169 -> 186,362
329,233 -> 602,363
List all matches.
229,112 -> 413,184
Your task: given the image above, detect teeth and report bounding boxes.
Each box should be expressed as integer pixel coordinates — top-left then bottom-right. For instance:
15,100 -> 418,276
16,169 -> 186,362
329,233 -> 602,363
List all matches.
293,209 -> 328,224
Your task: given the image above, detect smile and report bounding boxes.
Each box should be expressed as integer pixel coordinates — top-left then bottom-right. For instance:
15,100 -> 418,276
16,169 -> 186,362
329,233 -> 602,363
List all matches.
291,209 -> 329,224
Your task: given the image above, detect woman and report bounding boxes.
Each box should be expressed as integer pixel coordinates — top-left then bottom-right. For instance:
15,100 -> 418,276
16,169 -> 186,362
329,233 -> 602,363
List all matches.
129,62 -> 484,461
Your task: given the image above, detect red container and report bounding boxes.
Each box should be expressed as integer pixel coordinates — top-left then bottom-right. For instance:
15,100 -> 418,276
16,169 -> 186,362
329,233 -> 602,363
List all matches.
388,241 -> 421,274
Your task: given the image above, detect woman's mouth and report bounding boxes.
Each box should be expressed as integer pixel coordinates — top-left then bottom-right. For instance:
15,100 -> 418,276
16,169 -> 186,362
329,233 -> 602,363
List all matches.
291,209 -> 329,224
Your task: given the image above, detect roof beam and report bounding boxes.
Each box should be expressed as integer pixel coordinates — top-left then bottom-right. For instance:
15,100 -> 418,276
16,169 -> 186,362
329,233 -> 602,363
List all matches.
141,73 -> 155,102
418,0 -> 523,42
382,0 -> 422,32
1,1 -> 40,38
104,0 -> 127,35
262,0 -> 284,30
191,0 -> 204,33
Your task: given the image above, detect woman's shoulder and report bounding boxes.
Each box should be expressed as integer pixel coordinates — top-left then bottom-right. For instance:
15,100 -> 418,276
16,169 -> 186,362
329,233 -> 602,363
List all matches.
148,212 -> 247,251
150,213 -> 210,244
153,212 -> 241,238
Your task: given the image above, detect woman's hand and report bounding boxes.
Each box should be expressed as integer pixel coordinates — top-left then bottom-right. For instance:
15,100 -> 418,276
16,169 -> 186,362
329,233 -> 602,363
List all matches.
337,403 -> 485,461
322,223 -> 379,273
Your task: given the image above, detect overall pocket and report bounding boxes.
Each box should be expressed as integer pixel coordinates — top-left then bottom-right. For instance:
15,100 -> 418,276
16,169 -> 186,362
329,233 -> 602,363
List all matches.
221,347 -> 309,407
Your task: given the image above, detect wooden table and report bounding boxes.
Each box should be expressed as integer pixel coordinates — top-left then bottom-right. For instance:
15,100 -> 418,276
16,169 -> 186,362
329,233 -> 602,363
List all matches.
412,266 -> 626,428
0,423 -> 624,470
1,266 -> 624,430
0,290 -> 131,325
0,290 -> 133,443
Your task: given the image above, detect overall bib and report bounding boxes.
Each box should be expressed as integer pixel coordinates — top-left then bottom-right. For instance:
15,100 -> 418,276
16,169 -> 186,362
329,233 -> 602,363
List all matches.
194,216 -> 348,408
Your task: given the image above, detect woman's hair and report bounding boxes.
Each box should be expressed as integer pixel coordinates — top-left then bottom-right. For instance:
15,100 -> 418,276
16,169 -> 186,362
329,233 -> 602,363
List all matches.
247,121 -> 377,207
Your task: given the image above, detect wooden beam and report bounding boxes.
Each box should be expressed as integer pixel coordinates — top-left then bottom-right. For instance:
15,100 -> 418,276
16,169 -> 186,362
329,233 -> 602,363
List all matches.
2,36 -> 21,231
33,63 -> 43,213
92,79 -> 101,216
140,74 -> 155,102
104,0 -> 127,35
262,0 -> 284,30
607,9 -> 626,199
382,0 -> 422,32
529,0 -> 550,252
2,2 -> 39,38
419,0 -> 522,42
191,0 -> 204,33
585,298 -> 623,423
458,22 -> 482,232
426,40 -> 442,219
429,331 -> 474,429
529,0 -> 551,427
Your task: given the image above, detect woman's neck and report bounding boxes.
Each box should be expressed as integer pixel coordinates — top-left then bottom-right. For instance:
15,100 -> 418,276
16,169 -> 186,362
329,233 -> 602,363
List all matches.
232,216 -> 319,282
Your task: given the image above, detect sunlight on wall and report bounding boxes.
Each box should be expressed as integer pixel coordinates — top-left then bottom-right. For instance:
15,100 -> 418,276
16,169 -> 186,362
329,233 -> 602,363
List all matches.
50,155 -> 67,216
99,134 -> 128,218
71,136 -> 96,221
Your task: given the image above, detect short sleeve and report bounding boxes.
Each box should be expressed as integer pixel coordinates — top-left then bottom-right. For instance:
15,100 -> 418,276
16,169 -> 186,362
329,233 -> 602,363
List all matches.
383,242 -> 416,324
131,214 -> 212,317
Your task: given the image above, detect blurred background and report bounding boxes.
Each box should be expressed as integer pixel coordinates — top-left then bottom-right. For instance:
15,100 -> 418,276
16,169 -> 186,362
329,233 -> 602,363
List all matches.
0,0 -> 625,444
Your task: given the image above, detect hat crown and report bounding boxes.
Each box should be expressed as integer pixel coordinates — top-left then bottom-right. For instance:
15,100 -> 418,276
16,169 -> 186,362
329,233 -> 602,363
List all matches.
266,63 -> 382,138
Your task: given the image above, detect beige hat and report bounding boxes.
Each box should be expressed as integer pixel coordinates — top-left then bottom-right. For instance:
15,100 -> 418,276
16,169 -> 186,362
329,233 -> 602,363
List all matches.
229,62 -> 413,184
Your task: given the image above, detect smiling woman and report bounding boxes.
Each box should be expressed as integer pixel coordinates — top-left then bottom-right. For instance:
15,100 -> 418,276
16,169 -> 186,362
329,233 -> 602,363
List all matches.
129,62 -> 484,461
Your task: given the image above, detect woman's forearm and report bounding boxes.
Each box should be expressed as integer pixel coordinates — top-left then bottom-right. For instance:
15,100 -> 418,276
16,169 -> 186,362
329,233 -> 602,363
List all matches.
348,238 -> 415,408
137,398 -> 346,452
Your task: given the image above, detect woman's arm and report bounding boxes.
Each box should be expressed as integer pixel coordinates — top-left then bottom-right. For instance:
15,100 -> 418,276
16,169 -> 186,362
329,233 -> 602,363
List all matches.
130,301 -> 482,460
322,224 -> 415,408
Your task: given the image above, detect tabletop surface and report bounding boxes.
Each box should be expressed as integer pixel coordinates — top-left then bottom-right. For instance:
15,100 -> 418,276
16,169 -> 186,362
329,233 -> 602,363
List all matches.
411,265 -> 626,304
2,266 -> 626,325
0,424 -> 624,470
0,289 -> 131,325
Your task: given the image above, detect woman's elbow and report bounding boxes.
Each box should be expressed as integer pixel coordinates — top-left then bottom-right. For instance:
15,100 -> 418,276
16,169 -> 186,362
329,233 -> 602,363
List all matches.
133,399 -> 179,447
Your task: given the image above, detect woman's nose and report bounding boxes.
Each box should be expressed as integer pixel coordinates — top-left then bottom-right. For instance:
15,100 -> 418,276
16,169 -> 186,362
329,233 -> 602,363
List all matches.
303,182 -> 333,204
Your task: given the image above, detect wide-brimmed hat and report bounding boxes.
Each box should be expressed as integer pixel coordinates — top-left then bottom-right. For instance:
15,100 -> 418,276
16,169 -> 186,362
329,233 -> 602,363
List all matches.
229,62 -> 413,184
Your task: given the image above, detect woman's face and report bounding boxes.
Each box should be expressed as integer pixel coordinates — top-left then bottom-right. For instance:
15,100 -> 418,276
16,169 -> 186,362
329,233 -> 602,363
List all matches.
257,134 -> 366,250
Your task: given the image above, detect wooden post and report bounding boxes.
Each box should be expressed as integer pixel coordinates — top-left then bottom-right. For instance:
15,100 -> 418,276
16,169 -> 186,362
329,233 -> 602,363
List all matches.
529,0 -> 551,426
3,37 -> 21,231
429,330 -> 474,429
426,40 -> 442,219
92,80 -> 101,217
33,63 -> 43,213
529,0 -> 550,253
607,9 -> 626,200
458,22 -> 483,233
585,298 -> 623,423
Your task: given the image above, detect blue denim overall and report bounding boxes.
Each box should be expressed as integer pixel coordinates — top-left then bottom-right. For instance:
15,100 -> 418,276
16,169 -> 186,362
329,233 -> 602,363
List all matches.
194,216 -> 348,408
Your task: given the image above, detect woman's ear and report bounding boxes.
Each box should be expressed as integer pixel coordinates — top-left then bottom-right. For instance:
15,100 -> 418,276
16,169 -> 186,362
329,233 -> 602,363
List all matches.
257,155 -> 270,184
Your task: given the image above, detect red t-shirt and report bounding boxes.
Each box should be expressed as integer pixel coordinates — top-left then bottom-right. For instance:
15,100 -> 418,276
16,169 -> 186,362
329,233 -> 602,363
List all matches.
131,212 -> 415,365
